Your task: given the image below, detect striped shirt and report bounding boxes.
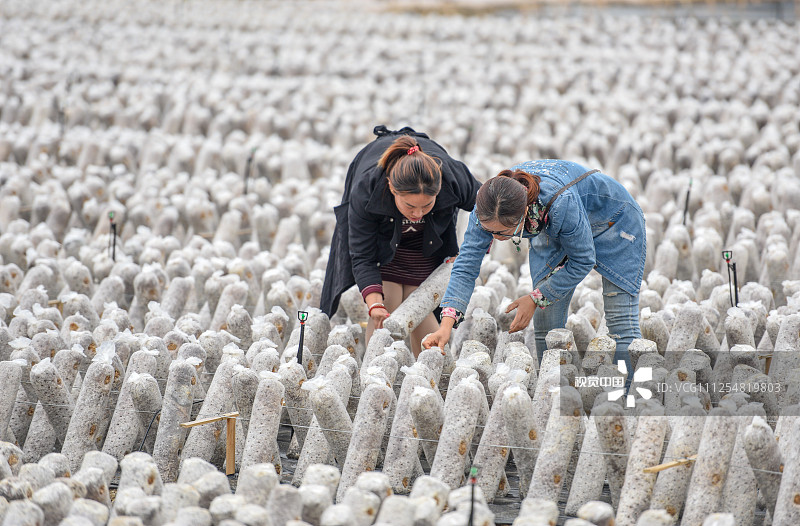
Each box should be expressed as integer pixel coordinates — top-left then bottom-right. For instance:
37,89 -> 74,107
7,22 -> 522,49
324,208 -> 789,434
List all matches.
381,218 -> 440,286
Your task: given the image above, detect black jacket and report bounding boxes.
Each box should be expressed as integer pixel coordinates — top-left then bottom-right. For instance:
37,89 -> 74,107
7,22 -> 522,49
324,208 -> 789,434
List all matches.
321,126 -> 481,316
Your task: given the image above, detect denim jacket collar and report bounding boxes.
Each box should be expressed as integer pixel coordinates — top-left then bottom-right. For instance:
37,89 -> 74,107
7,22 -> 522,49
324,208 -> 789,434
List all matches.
519,179 -> 562,239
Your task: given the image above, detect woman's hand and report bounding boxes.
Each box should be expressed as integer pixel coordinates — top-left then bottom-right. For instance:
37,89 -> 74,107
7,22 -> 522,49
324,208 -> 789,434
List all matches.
422,314 -> 456,350
370,306 -> 390,328
422,325 -> 452,349
366,292 -> 389,328
507,294 -> 536,333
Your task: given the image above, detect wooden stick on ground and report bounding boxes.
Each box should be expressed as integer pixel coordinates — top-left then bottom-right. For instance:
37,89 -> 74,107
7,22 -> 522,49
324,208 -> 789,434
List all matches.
644,454 -> 697,474
759,354 -> 773,375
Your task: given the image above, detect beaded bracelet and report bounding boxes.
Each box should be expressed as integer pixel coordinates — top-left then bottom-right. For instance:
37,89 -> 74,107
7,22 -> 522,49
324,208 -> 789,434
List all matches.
368,303 -> 386,317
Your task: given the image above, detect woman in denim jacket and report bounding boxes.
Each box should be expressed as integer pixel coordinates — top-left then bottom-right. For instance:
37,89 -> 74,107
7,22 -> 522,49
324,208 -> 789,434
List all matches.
424,160 -> 646,376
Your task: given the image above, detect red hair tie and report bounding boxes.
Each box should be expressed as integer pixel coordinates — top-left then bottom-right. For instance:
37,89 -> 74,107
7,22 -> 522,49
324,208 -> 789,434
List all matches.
407,145 -> 420,155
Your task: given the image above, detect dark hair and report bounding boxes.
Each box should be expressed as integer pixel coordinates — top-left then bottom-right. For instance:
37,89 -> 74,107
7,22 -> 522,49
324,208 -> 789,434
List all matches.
378,136 -> 442,196
476,169 -> 541,227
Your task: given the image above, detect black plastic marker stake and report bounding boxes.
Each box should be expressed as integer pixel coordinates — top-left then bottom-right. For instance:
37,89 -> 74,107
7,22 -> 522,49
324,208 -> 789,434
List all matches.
109,212 -> 117,261
683,178 -> 692,225
468,466 -> 478,526
244,147 -> 257,195
723,251 -> 739,307
297,311 -> 308,367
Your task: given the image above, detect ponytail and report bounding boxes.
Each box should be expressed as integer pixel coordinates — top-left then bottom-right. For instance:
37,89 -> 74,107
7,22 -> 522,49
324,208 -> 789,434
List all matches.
378,136 -> 442,196
500,169 -> 540,207
476,169 -> 542,228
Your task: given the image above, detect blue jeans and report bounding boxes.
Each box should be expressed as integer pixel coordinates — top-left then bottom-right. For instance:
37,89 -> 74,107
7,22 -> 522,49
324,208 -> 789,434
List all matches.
533,276 -> 639,386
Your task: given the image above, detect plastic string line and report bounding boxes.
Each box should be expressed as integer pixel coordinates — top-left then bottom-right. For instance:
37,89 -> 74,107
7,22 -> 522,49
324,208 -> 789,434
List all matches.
12,389 -> 362,404
21,359 -> 777,403
12,399 -> 168,416
12,397 -> 791,426
15,398 -> 782,456
4,397 -> 790,477
268,419 -> 790,476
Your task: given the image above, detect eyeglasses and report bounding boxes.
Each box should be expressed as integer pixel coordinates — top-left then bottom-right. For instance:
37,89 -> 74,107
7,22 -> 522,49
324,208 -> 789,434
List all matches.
475,214 -> 525,238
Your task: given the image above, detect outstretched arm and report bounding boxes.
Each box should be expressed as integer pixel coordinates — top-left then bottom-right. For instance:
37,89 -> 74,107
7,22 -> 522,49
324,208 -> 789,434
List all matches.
423,208 -> 492,349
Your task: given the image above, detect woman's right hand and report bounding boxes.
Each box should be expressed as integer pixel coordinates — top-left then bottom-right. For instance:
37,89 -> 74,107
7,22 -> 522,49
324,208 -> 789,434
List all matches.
422,325 -> 452,350
370,307 -> 390,329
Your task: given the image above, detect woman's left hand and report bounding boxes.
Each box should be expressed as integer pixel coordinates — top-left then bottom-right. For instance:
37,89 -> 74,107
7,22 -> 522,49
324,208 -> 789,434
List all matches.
506,294 -> 536,333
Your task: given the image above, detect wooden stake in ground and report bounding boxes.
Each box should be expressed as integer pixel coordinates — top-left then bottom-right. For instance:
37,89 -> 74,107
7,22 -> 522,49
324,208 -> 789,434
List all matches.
181,411 -> 240,475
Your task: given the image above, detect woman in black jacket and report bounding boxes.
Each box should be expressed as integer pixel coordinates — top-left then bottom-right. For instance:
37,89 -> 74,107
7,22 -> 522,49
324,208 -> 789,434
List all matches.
321,126 -> 480,355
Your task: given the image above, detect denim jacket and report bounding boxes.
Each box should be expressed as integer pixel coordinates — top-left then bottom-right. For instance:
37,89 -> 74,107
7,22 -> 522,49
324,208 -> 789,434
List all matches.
441,160 -> 646,314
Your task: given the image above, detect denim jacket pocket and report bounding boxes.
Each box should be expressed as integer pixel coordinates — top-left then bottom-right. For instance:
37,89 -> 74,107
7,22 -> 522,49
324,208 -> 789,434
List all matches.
590,201 -> 627,237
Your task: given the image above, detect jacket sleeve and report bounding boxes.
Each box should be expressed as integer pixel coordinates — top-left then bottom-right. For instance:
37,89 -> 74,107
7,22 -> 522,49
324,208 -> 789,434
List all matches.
440,208 -> 493,313
348,183 -> 383,293
536,193 -> 596,301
